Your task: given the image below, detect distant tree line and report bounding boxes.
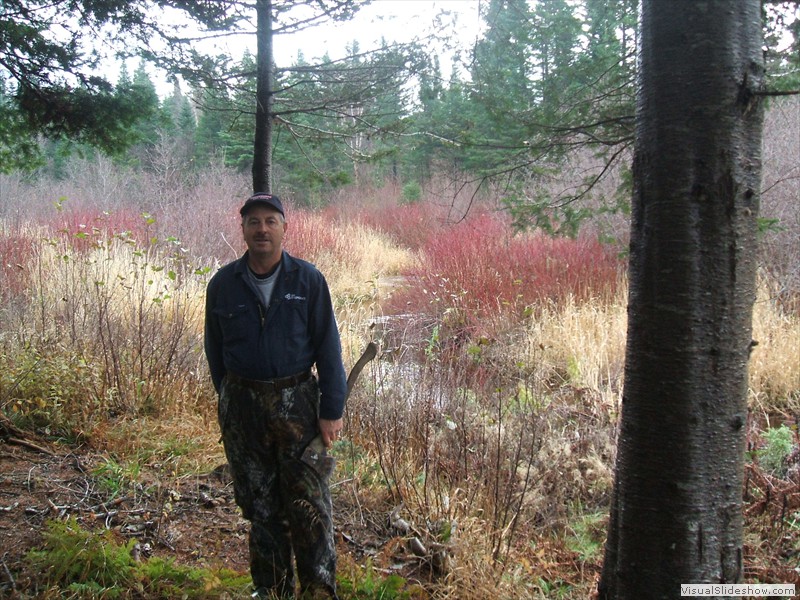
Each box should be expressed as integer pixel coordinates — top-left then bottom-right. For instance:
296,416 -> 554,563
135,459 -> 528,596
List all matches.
1,0 -> 797,228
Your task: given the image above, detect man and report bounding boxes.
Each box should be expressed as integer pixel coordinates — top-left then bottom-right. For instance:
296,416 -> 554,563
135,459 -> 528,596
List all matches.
204,192 -> 348,599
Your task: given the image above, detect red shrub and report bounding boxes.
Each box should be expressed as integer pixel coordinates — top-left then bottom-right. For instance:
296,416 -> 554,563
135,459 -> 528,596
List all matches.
387,213 -> 624,336
347,201 -> 449,249
283,210 -> 346,263
47,207 -> 154,252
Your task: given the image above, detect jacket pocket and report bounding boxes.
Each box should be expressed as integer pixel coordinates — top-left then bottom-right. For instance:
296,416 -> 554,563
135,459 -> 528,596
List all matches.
213,304 -> 252,344
273,301 -> 309,360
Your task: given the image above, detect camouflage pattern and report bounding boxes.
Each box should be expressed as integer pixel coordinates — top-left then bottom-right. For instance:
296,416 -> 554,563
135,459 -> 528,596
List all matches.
218,374 -> 339,599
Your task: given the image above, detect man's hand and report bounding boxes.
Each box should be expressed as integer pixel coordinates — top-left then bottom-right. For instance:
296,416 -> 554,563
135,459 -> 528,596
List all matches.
318,418 -> 343,448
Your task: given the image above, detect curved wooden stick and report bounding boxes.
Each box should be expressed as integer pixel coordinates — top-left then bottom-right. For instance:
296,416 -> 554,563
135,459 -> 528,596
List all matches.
345,341 -> 379,399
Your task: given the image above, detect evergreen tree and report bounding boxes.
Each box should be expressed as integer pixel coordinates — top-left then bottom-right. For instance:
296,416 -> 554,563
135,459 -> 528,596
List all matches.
599,0 -> 764,595
0,73 -> 44,173
0,0 -> 176,159
763,1 -> 800,91
424,0 -> 637,232
131,62 -> 163,147
194,83 -> 235,168
161,78 -> 197,162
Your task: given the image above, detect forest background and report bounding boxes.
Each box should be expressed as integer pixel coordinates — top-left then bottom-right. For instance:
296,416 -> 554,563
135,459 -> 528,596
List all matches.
0,0 -> 799,598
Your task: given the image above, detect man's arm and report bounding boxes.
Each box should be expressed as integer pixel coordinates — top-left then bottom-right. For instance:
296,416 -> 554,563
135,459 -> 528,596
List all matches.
310,272 -> 347,420
204,278 -> 225,393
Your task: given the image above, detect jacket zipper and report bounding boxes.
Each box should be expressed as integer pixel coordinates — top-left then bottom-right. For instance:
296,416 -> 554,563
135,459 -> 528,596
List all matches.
258,302 -> 265,327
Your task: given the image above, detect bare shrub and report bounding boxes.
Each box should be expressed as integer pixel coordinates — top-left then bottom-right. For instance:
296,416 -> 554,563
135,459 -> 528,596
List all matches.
59,154 -> 137,212
343,346 -> 615,597
0,222 -> 38,305
0,174 -> 31,226
760,96 -> 800,311
5,231 -> 211,425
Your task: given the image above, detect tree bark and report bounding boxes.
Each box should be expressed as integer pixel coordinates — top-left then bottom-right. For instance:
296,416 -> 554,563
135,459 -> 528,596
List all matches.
598,2 -> 764,599
253,0 -> 274,193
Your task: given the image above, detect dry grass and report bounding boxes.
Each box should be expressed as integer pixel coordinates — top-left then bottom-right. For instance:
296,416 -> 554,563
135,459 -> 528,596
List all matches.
750,284 -> 800,413
286,210 -> 416,301
519,292 -> 628,407
32,237 -> 207,334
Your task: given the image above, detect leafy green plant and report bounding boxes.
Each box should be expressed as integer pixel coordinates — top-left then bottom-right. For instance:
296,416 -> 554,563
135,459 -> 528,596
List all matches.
333,440 -> 387,488
401,181 -> 422,204
565,509 -> 607,562
91,457 -> 141,499
1,345 -> 99,440
27,518 -> 137,593
509,382 -> 548,412
425,324 -> 441,359
534,576 -> 574,598
566,355 -> 581,383
27,517 -> 250,599
757,424 -> 796,477
337,558 -> 422,599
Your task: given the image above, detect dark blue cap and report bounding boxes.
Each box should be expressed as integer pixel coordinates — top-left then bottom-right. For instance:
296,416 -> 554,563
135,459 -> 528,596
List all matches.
240,193 -> 284,217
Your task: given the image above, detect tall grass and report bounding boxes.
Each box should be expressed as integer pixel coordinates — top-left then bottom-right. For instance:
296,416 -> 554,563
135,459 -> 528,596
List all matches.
750,285 -> 800,413
519,292 -> 628,404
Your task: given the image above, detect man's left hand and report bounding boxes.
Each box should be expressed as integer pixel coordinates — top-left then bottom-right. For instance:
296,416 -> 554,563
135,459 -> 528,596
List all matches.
319,418 -> 343,448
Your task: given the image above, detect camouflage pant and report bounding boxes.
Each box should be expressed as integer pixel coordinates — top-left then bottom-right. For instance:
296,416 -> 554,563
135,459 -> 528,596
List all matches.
218,374 -> 338,599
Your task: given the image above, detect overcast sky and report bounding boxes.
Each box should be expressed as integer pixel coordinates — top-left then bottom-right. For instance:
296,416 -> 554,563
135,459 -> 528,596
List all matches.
134,1 -> 483,96
271,0 -> 482,64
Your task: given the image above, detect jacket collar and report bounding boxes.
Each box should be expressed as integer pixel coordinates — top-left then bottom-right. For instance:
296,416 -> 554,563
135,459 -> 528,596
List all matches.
234,250 -> 299,277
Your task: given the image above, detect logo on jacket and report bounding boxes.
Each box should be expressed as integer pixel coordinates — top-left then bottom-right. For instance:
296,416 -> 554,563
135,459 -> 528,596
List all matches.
284,293 -> 306,301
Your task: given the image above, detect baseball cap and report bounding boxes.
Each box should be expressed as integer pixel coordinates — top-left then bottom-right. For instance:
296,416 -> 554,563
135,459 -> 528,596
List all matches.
240,193 -> 284,217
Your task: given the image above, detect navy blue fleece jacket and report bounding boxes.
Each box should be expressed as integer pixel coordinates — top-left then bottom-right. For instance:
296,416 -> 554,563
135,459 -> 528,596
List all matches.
204,250 -> 348,420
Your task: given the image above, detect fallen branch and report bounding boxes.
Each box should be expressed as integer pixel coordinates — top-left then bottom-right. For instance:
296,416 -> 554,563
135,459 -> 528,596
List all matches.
2,436 -> 54,456
0,415 -> 54,456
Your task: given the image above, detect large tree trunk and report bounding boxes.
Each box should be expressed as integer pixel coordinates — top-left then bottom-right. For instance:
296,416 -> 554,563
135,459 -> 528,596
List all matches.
598,2 -> 764,599
253,0 -> 274,193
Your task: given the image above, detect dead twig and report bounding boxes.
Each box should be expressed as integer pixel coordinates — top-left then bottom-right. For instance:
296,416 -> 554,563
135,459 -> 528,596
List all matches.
0,552 -> 16,593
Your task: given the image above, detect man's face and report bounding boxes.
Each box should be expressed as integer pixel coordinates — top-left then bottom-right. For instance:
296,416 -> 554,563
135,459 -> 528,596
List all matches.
241,205 -> 287,261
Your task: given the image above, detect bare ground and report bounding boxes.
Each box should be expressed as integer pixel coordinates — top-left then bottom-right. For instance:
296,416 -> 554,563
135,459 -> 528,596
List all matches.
0,432 -> 444,599
0,440 -> 246,595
